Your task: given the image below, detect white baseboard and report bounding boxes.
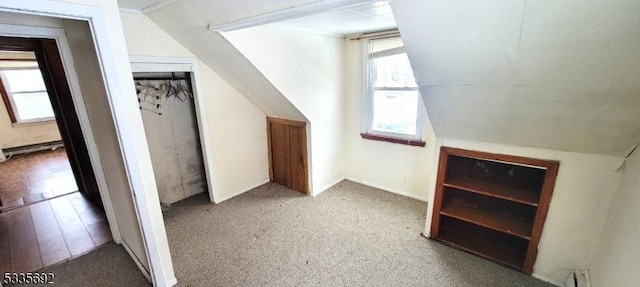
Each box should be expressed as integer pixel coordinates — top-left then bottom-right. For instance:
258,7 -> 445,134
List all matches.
532,273 -> 564,287
313,177 -> 346,196
121,240 -> 152,282
346,177 -> 428,202
213,180 -> 270,203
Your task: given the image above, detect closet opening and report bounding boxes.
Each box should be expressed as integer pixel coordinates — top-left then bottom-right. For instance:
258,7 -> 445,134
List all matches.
133,70 -> 210,209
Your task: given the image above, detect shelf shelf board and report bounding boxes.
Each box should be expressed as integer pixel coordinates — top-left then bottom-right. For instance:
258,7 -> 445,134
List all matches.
440,203 -> 532,240
444,176 -> 540,207
436,227 -> 526,271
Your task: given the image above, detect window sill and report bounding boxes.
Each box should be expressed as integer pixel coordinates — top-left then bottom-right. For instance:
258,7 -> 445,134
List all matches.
11,118 -> 56,127
360,133 -> 426,147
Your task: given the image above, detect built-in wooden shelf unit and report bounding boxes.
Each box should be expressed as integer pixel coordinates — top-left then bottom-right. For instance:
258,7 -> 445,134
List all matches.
430,147 -> 559,274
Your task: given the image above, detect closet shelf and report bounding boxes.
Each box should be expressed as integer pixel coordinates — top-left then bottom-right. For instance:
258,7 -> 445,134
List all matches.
440,203 -> 532,240
444,176 -> 539,207
437,226 -> 526,270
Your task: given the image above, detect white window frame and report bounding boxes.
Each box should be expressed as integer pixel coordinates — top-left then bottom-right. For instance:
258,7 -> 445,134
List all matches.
361,37 -> 426,142
0,64 -> 56,124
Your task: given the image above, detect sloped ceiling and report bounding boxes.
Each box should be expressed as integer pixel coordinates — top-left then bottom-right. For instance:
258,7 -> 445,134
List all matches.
140,0 -> 310,121
392,0 -> 640,156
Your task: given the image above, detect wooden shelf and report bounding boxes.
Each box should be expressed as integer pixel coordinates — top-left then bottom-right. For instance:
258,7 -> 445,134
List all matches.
444,176 -> 540,207
437,226 -> 525,270
440,203 -> 532,240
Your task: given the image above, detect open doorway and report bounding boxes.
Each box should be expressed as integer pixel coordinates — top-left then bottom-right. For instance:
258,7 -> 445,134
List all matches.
0,36 -> 111,273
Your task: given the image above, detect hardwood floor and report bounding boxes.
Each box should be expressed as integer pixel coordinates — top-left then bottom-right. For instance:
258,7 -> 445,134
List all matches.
0,149 -> 112,273
0,192 -> 112,274
0,149 -> 77,210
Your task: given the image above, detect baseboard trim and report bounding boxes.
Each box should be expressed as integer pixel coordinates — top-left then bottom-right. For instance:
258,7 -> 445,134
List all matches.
2,140 -> 64,156
314,177 -> 346,196
345,177 -> 428,202
532,273 -> 564,287
213,180 -> 270,204
121,240 -> 152,282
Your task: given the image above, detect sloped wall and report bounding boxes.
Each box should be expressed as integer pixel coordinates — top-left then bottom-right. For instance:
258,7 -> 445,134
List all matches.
392,0 -> 640,157
590,148 -> 640,287
145,2 -> 306,122
224,26 -> 346,194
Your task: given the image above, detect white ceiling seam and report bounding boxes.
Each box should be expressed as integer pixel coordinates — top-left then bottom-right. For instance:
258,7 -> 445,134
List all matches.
210,0 -> 381,32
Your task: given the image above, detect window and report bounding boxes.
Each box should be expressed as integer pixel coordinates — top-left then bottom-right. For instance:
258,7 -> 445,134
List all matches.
361,36 -> 425,146
0,60 -> 55,124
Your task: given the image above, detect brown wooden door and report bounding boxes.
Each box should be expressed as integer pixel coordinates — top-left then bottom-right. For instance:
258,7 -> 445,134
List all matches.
267,117 -> 308,194
0,37 -> 102,206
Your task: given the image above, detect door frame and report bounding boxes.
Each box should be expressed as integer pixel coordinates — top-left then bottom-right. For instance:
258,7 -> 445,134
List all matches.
129,56 -> 219,203
0,25 -> 122,244
0,2 -> 176,287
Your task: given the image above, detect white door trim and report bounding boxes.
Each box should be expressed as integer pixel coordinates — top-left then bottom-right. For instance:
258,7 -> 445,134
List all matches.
0,2 -> 176,287
130,56 -> 219,203
0,24 -> 123,245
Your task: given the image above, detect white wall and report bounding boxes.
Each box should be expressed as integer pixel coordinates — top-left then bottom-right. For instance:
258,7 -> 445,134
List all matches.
224,26 -> 346,195
589,148 -> 640,287
422,138 -> 624,284
0,103 -> 61,149
120,12 -> 270,202
343,39 -> 436,201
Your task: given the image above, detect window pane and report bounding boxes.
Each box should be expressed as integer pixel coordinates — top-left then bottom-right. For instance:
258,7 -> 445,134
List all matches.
3,69 -> 47,92
13,92 -> 55,120
373,53 -> 417,88
372,90 -> 418,135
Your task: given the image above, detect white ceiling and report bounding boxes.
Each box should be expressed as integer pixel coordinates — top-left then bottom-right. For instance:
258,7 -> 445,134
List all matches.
268,1 -> 396,36
139,0 -> 639,156
393,0 -> 640,156
117,0 -> 169,10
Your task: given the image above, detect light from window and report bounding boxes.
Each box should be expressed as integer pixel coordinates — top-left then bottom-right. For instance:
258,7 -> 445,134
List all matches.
0,67 -> 55,123
363,36 -> 423,141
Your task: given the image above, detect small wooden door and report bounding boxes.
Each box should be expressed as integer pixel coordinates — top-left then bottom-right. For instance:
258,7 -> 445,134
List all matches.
267,117 -> 309,194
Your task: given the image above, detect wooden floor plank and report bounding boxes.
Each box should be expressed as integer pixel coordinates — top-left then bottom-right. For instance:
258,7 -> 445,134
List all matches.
0,213 -> 11,274
30,201 -> 63,243
8,208 -> 43,272
39,235 -> 71,266
63,228 -> 95,257
49,196 -> 85,235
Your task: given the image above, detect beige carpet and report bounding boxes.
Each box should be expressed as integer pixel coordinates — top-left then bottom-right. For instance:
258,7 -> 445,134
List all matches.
37,180 -> 554,287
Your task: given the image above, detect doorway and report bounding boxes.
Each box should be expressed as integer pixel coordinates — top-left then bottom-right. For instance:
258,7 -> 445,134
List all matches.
0,36 -> 111,273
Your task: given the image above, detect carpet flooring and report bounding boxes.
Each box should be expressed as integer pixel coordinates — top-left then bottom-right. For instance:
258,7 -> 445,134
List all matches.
30,180 -> 554,287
